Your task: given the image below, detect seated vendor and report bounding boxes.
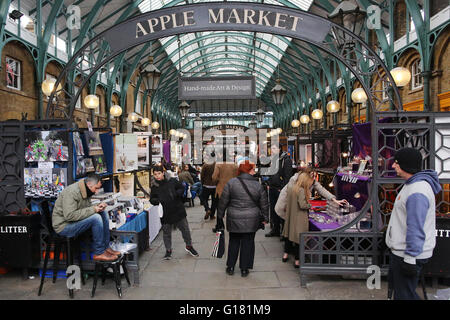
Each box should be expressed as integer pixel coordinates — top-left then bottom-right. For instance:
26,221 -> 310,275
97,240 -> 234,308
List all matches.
51,173 -> 121,262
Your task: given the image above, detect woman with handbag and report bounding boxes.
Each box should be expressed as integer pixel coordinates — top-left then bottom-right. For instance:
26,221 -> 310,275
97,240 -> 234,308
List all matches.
216,159 -> 269,277
282,172 -> 314,268
150,166 -> 199,260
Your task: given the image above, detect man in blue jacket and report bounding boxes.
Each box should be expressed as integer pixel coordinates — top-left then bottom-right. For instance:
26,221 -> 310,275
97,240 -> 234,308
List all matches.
386,148 -> 441,300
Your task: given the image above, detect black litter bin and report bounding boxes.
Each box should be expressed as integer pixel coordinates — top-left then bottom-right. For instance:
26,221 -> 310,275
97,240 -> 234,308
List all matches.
0,213 -> 41,270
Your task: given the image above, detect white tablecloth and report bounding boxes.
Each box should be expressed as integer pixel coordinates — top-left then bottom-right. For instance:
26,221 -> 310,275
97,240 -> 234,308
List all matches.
148,205 -> 162,244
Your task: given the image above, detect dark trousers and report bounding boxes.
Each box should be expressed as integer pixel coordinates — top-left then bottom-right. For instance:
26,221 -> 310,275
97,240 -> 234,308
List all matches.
284,240 -> 299,260
227,232 -> 256,270
162,217 -> 192,251
201,187 -> 218,216
269,187 -> 283,234
389,252 -> 428,300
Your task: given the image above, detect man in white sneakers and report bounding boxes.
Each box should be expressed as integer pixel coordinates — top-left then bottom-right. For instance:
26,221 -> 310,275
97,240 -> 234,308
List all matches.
386,148 -> 441,299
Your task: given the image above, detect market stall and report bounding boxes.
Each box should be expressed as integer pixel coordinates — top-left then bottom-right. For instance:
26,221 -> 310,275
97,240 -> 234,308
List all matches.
0,120 -> 162,285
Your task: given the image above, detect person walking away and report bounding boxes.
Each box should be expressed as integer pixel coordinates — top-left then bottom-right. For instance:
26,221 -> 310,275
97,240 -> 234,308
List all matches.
211,157 -> 238,232
150,166 -> 199,259
386,148 -> 441,300
200,154 -> 218,220
216,160 -> 269,277
282,172 -> 314,268
265,144 -> 293,237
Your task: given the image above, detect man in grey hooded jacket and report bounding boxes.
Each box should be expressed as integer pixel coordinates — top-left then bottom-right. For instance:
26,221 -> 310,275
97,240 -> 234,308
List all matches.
386,148 -> 441,300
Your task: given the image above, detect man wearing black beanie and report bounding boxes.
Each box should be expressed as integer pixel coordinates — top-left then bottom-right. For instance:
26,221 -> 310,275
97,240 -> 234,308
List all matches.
386,147 -> 441,299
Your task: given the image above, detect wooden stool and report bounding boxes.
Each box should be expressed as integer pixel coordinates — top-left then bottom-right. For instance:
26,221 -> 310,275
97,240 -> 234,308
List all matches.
91,254 -> 130,298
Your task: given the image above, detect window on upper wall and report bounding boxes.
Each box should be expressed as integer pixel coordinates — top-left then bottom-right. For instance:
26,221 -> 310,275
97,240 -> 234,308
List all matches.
6,57 -> 21,90
411,59 -> 423,90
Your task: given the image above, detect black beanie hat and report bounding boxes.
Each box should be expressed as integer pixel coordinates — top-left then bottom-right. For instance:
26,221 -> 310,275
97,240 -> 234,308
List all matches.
394,148 -> 422,174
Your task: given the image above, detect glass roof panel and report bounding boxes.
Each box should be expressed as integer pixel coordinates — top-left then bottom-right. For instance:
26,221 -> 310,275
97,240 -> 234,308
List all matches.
139,0 -> 314,97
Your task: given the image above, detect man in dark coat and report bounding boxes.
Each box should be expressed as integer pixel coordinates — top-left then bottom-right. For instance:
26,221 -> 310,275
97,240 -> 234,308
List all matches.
150,166 -> 199,259
264,143 -> 293,237
216,160 -> 269,277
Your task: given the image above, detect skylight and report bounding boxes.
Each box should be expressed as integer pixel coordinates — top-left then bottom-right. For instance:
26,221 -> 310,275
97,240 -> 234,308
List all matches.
138,0 -> 314,97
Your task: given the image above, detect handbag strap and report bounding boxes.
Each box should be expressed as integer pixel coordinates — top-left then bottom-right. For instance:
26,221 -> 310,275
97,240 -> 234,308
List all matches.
237,177 -> 260,209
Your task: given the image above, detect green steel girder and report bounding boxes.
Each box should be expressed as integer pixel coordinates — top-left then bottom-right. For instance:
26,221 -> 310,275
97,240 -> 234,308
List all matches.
73,0 -> 107,54
87,0 -> 145,94
59,0 -> 124,37
0,0 -> 12,65
35,0 -> 65,119
155,54 -> 307,121
119,42 -> 151,108
153,61 -> 295,126
155,33 -> 292,85
158,50 -> 278,93
149,33 -> 314,113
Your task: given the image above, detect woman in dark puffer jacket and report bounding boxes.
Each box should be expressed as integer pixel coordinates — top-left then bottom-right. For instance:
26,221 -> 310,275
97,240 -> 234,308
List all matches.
216,160 -> 269,277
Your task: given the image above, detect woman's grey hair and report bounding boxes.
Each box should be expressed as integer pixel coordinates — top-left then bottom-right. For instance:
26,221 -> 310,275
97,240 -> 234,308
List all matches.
85,173 -> 101,185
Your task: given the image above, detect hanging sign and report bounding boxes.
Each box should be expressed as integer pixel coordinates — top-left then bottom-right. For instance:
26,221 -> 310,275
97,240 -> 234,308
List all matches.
103,3 -> 331,54
178,76 -> 255,100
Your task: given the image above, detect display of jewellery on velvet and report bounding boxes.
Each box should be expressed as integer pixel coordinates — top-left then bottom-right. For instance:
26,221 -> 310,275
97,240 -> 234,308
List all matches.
308,213 -> 333,224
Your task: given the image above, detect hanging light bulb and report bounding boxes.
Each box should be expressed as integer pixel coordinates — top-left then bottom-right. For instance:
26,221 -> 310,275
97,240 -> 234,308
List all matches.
291,119 -> 300,128
169,129 -> 176,135
151,121 -> 160,130
311,109 -> 323,120
128,112 -> 138,122
276,128 -> 282,134
109,105 -> 122,117
390,67 -> 411,87
141,117 -> 151,126
84,94 -> 99,109
41,78 -> 55,97
326,100 -> 340,113
351,88 -> 368,104
300,115 -> 310,124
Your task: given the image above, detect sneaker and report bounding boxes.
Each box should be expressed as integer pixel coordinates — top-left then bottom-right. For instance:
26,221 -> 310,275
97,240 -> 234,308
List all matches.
185,246 -> 199,257
163,250 -> 172,260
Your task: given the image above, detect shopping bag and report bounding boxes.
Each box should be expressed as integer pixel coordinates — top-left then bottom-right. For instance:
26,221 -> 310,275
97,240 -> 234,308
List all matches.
186,186 -> 192,198
157,203 -> 164,218
211,230 -> 225,258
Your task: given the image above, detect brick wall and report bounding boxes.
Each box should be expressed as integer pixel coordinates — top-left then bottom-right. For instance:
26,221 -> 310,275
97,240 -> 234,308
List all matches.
0,41 -> 37,120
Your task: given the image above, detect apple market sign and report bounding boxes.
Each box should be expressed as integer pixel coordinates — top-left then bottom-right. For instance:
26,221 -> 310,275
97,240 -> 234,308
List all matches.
104,3 -> 331,54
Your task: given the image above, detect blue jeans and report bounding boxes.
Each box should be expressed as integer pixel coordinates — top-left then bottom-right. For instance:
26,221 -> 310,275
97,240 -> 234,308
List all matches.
389,252 -> 428,300
191,182 -> 202,196
58,211 -> 110,255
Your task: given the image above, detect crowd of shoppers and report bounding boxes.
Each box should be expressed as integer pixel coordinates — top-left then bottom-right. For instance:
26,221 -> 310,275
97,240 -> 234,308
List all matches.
145,144 -> 440,300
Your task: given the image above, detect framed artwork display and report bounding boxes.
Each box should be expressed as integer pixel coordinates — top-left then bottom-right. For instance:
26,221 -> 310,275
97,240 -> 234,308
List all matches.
24,168 -> 67,198
73,132 -> 85,156
24,130 -> 69,162
83,131 -> 104,156
115,134 -> 138,172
